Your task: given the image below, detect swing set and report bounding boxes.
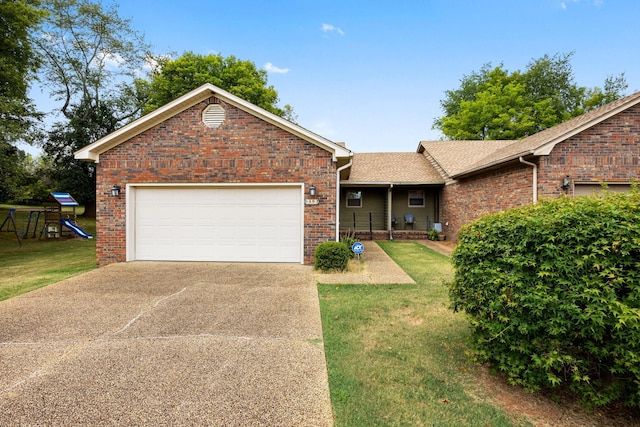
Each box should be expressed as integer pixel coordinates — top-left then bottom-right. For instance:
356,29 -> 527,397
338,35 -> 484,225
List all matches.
0,192 -> 92,245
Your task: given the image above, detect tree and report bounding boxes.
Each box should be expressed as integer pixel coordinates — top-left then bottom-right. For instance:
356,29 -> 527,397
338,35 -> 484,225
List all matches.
42,100 -> 118,209
32,0 -> 150,210
434,52 -> 627,140
0,0 -> 46,146
34,0 -> 151,122
140,52 -> 296,121
0,143 -> 50,204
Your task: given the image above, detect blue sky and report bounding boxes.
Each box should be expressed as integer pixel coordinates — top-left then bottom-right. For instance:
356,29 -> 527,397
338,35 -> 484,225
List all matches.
30,0 -> 640,154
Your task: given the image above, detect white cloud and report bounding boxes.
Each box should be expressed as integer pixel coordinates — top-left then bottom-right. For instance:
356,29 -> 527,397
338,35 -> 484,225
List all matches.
264,62 -> 290,74
561,0 -> 604,9
94,51 -> 124,70
321,23 -> 345,36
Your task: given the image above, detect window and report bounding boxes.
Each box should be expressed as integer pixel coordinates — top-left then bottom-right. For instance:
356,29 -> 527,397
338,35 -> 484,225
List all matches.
408,190 -> 424,207
346,191 -> 362,208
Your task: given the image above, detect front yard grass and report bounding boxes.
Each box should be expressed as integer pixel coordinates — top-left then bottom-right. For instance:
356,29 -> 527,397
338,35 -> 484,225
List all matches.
318,241 -> 527,426
0,206 -> 96,301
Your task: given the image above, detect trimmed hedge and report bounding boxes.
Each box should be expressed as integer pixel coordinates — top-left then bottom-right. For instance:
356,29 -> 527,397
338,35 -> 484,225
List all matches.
448,190 -> 640,408
314,241 -> 351,272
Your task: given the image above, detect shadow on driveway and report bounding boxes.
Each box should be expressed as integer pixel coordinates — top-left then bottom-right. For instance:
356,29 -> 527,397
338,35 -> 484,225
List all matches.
0,262 -> 333,426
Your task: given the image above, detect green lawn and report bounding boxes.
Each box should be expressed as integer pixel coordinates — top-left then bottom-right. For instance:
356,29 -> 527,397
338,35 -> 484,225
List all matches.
318,241 -> 528,427
0,206 -> 96,301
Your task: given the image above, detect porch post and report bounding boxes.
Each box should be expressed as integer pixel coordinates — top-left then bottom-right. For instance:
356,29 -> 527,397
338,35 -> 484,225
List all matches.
387,184 -> 393,230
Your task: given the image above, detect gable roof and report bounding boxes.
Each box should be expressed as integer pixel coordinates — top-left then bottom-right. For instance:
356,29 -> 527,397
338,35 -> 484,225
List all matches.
74,83 -> 352,163
418,140 -> 515,178
420,91 -> 640,179
343,152 -> 444,184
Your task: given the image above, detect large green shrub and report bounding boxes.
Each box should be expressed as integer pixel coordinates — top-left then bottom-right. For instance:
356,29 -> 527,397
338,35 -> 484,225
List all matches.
449,191 -> 640,408
314,241 -> 351,272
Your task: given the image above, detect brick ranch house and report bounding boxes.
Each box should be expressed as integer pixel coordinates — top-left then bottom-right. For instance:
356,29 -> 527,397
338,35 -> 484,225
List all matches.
75,84 -> 640,266
341,91 -> 640,242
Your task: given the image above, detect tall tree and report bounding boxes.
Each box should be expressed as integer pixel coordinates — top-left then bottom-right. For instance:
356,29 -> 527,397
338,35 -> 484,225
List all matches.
0,0 -> 46,146
140,52 -> 296,121
32,0 -> 150,209
34,0 -> 151,122
434,52 -> 627,140
41,100 -> 117,209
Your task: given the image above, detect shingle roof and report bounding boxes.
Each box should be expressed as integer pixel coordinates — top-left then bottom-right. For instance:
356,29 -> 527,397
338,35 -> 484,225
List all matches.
418,140 -> 515,178
344,153 -> 444,184
420,91 -> 640,179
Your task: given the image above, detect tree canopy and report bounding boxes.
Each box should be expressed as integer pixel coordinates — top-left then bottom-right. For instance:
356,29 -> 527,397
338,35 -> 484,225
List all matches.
30,0 -> 151,207
434,52 -> 627,140
34,0 -> 151,122
140,52 -> 296,121
0,0 -> 46,146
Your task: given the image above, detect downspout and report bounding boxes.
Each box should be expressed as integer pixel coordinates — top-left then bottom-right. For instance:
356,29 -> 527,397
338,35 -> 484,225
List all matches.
336,156 -> 354,241
519,157 -> 537,203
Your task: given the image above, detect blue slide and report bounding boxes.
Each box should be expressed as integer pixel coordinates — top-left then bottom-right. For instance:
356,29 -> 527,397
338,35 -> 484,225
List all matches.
60,219 -> 94,239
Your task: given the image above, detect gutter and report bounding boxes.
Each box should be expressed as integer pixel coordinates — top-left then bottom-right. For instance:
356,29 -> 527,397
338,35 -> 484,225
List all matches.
452,151 -> 534,179
519,156 -> 537,203
335,156 -> 354,241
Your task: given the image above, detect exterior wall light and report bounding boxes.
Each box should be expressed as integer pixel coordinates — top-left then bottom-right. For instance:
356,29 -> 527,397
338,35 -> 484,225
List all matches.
110,184 -> 121,197
309,184 -> 316,197
561,176 -> 571,192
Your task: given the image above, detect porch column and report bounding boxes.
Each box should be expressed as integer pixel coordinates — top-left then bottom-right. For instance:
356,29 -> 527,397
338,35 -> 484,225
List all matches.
387,184 -> 393,230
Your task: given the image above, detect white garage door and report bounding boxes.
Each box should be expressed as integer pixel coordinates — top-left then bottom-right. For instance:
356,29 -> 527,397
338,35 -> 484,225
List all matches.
132,186 -> 302,263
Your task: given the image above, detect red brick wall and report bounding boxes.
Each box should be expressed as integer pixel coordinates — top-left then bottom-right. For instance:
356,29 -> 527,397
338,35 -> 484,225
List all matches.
442,104 -> 640,241
96,98 -> 337,266
539,105 -> 640,197
441,163 -> 535,241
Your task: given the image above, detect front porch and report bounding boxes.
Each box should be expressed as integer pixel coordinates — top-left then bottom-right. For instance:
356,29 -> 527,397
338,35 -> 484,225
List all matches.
338,185 -> 444,236
346,229 -> 436,241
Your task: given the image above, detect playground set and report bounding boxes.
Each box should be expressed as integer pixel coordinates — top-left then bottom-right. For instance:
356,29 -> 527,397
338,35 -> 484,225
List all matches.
0,192 -> 93,246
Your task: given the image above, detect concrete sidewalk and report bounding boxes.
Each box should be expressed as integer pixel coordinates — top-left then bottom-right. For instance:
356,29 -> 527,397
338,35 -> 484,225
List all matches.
0,263 -> 332,426
314,240 -> 453,285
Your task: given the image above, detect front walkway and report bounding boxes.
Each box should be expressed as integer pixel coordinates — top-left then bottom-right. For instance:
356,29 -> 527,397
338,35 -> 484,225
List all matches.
314,240 -> 454,285
418,239 -> 456,256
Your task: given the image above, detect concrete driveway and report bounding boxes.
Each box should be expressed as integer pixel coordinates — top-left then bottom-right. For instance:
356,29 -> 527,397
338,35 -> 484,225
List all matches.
0,262 -> 333,426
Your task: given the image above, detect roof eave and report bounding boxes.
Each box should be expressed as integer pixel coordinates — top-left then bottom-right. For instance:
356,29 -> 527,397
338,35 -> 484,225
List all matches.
532,102 -> 639,156
340,180 -> 445,186
74,83 -> 351,163
74,87 -> 214,162
451,151 -> 534,179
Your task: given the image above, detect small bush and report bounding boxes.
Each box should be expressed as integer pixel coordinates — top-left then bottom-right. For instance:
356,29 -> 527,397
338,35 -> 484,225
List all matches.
448,190 -> 640,408
315,241 -> 351,272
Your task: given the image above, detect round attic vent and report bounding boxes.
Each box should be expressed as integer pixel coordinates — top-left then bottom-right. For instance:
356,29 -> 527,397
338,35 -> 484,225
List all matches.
202,104 -> 225,128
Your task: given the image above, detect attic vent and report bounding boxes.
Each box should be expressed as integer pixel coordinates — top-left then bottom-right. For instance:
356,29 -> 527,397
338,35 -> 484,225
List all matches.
202,104 -> 225,128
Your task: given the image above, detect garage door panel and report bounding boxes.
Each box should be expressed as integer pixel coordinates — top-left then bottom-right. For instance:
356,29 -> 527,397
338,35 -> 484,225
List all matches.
133,187 -> 302,263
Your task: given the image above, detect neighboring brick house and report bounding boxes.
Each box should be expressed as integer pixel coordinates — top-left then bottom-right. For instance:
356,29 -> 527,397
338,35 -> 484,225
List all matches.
75,84 -> 351,266
418,91 -> 640,241
76,85 -> 640,266
339,91 -> 640,241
